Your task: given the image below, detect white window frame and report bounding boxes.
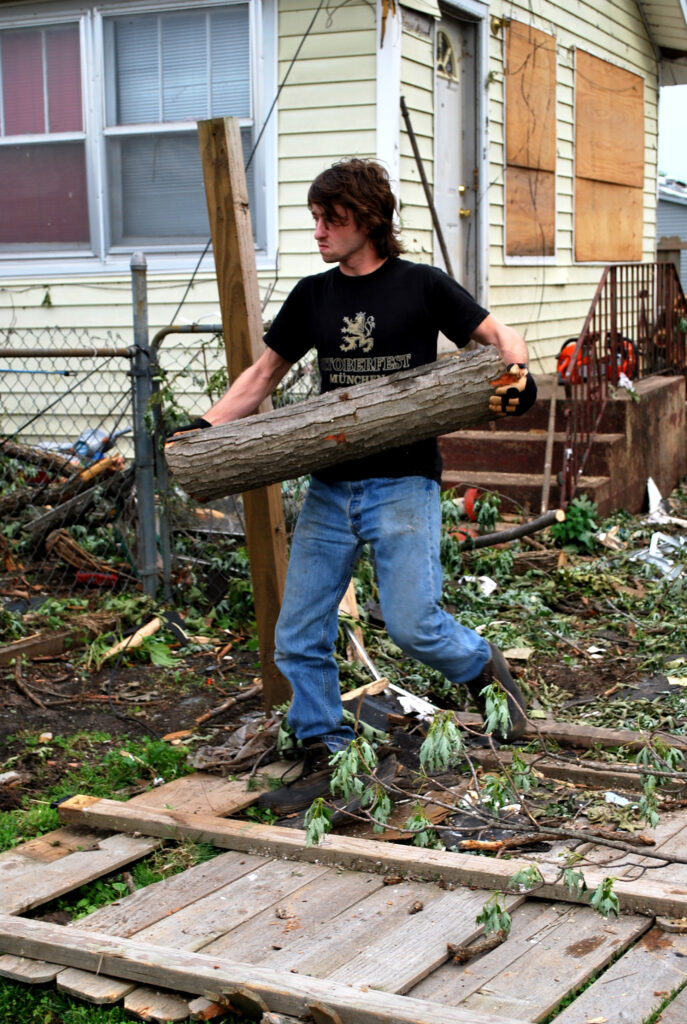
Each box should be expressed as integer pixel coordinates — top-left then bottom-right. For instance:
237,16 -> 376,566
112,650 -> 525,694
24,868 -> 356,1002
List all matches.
0,0 -> 276,278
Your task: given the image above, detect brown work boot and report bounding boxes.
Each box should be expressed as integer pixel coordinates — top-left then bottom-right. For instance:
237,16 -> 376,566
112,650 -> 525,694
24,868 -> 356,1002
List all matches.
257,741 -> 336,815
464,643 -> 528,742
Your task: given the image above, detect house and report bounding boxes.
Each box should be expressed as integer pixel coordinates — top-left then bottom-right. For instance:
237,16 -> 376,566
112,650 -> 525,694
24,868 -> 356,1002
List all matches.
1,0 -> 686,393
658,176 -> 687,292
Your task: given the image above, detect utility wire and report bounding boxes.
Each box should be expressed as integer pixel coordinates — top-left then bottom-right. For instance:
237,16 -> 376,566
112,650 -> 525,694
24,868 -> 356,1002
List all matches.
169,0 -> 327,326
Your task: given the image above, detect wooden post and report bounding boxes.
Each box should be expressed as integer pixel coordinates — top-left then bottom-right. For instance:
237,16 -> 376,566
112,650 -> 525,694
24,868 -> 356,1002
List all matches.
197,116 -> 290,708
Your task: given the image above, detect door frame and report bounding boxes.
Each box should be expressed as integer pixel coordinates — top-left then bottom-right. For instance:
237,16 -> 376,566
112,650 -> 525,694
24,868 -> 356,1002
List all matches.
436,0 -> 489,305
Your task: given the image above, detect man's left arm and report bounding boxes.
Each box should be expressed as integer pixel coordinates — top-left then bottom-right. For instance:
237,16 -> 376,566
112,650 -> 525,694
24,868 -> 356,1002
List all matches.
470,314 -> 537,417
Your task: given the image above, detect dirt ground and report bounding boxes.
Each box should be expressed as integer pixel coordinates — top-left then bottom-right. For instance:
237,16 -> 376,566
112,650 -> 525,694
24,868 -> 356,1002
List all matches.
0,626 -> 646,811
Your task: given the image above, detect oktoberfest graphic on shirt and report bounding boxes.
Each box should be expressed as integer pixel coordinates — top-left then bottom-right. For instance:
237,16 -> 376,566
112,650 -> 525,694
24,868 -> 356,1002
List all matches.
265,258 -> 488,482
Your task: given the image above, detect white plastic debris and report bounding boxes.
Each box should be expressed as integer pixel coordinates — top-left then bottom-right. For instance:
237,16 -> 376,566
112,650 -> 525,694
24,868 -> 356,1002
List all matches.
645,478 -> 687,528
629,530 -> 686,580
617,372 -> 637,396
605,791 -> 632,807
459,575 -> 498,596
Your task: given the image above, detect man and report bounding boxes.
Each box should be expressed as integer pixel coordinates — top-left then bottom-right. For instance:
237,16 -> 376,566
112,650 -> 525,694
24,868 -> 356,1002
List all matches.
176,158 -> 536,808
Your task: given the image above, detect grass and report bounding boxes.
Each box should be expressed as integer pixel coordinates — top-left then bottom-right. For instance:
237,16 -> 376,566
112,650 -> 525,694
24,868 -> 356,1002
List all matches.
0,731 -> 194,852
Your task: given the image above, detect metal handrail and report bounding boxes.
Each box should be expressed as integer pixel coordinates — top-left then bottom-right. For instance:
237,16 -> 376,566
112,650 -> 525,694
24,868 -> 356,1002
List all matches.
560,262 -> 687,505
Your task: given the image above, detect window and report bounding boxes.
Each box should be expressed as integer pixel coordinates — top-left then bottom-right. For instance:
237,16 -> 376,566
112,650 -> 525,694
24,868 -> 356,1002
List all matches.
0,23 -> 88,246
504,21 -> 557,259
574,50 -> 644,262
0,1 -> 273,271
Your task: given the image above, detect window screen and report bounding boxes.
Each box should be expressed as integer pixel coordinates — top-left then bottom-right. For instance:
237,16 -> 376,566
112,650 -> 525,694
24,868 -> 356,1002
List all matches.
104,5 -> 252,245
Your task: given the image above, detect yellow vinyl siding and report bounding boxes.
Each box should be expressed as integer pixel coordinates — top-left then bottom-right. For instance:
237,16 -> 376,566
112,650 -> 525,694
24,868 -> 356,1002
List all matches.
399,12 -> 435,261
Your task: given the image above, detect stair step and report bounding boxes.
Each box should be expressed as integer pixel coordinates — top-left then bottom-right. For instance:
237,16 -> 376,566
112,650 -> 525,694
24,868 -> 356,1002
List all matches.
439,431 -> 625,477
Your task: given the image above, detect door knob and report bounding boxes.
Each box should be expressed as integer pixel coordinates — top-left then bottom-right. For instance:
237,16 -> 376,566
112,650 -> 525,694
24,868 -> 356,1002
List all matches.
459,208 -> 471,218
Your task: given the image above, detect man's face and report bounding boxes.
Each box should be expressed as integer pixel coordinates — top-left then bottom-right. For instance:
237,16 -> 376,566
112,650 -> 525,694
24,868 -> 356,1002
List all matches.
311,203 -> 371,267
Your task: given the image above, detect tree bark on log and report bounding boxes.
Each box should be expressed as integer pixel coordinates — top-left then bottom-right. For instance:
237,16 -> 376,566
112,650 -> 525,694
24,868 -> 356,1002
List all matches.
165,347 -> 508,503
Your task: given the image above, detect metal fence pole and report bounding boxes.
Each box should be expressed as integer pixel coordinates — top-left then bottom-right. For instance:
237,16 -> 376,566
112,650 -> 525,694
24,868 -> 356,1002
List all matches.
130,252 -> 159,598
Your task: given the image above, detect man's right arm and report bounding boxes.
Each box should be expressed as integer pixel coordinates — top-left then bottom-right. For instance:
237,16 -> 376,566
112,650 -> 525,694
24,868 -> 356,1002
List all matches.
204,347 -> 293,426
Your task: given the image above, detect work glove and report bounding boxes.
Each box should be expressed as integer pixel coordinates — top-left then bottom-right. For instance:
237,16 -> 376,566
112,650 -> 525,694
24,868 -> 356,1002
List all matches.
165,417 -> 211,442
489,364 -> 537,416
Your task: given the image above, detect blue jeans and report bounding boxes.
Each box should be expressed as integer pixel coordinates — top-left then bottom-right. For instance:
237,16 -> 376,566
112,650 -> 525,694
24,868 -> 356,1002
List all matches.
275,476 -> 491,750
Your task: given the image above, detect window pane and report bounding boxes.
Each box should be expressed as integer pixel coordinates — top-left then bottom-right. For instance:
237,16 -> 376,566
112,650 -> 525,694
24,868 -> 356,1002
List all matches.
106,5 -> 250,126
2,30 -> 45,135
108,133 -> 210,241
111,16 -> 160,124
0,142 -> 89,244
162,13 -> 207,121
107,129 -> 256,244
46,25 -> 82,132
210,7 -> 250,116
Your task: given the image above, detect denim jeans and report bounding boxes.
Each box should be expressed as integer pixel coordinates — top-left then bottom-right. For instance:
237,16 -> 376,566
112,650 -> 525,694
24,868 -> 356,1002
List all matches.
275,476 -> 491,749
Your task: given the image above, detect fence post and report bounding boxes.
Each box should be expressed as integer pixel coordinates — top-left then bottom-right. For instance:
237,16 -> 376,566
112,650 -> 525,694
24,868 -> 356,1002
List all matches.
130,252 -> 159,598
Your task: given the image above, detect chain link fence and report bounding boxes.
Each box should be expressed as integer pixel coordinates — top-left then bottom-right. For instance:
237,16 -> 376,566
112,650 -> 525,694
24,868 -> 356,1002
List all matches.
0,262 -> 316,641
0,329 -> 143,609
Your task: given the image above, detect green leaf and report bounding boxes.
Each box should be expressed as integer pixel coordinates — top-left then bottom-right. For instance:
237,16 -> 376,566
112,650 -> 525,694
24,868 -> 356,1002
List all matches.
419,711 -> 463,773
304,798 -> 332,847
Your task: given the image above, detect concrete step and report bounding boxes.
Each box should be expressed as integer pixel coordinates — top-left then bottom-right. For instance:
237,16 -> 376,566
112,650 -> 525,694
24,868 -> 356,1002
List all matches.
441,469 -> 613,516
439,430 -> 626,478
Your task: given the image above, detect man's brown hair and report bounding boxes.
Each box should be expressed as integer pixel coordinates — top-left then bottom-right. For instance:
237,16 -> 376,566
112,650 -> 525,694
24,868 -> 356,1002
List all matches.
307,158 -> 405,258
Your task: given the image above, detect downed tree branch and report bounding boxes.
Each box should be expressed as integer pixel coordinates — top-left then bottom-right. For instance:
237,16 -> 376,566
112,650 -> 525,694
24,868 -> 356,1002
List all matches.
24,465 -> 134,541
0,454 -> 122,519
165,348 -> 508,502
194,683 -> 263,725
101,618 -> 162,662
0,438 -> 80,476
448,930 -> 507,964
458,834 -> 553,852
459,509 -> 565,550
13,659 -> 47,709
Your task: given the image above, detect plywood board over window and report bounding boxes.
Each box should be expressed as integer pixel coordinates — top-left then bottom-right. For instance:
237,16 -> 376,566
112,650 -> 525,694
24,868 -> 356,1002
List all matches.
575,50 -> 644,262
504,21 -> 556,258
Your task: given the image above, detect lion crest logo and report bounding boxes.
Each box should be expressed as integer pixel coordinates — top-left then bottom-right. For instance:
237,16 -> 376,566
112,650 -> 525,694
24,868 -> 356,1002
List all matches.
340,312 -> 375,353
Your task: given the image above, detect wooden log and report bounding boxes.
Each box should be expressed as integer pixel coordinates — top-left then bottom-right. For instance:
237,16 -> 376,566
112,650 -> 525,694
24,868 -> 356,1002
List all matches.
165,348 -> 507,503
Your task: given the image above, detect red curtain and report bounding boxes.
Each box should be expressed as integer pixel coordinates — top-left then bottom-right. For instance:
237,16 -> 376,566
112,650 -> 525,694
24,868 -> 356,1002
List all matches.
0,144 -> 89,243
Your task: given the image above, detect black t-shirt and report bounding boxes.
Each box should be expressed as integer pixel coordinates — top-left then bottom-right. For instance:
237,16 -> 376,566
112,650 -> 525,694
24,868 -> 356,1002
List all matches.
264,257 -> 489,482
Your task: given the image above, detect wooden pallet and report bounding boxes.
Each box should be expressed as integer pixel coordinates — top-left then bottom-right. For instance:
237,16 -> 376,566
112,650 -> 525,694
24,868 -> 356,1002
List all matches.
3,769 -> 687,1023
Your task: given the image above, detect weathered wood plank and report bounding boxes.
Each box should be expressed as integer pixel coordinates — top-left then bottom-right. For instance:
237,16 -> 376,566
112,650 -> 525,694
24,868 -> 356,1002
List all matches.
326,888 -> 524,994
265,879 -> 453,979
411,901 -> 574,1003
4,833 -> 159,915
57,796 -> 687,918
200,867 -> 384,964
469,748 -> 670,793
54,850 -> 271,1003
444,905 -> 649,1021
0,915 -> 530,1024
124,986 -> 192,1022
653,984 -> 687,1024
127,764 -> 291,816
135,858 -> 328,950
10,826 -> 108,864
552,927 -> 687,1024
